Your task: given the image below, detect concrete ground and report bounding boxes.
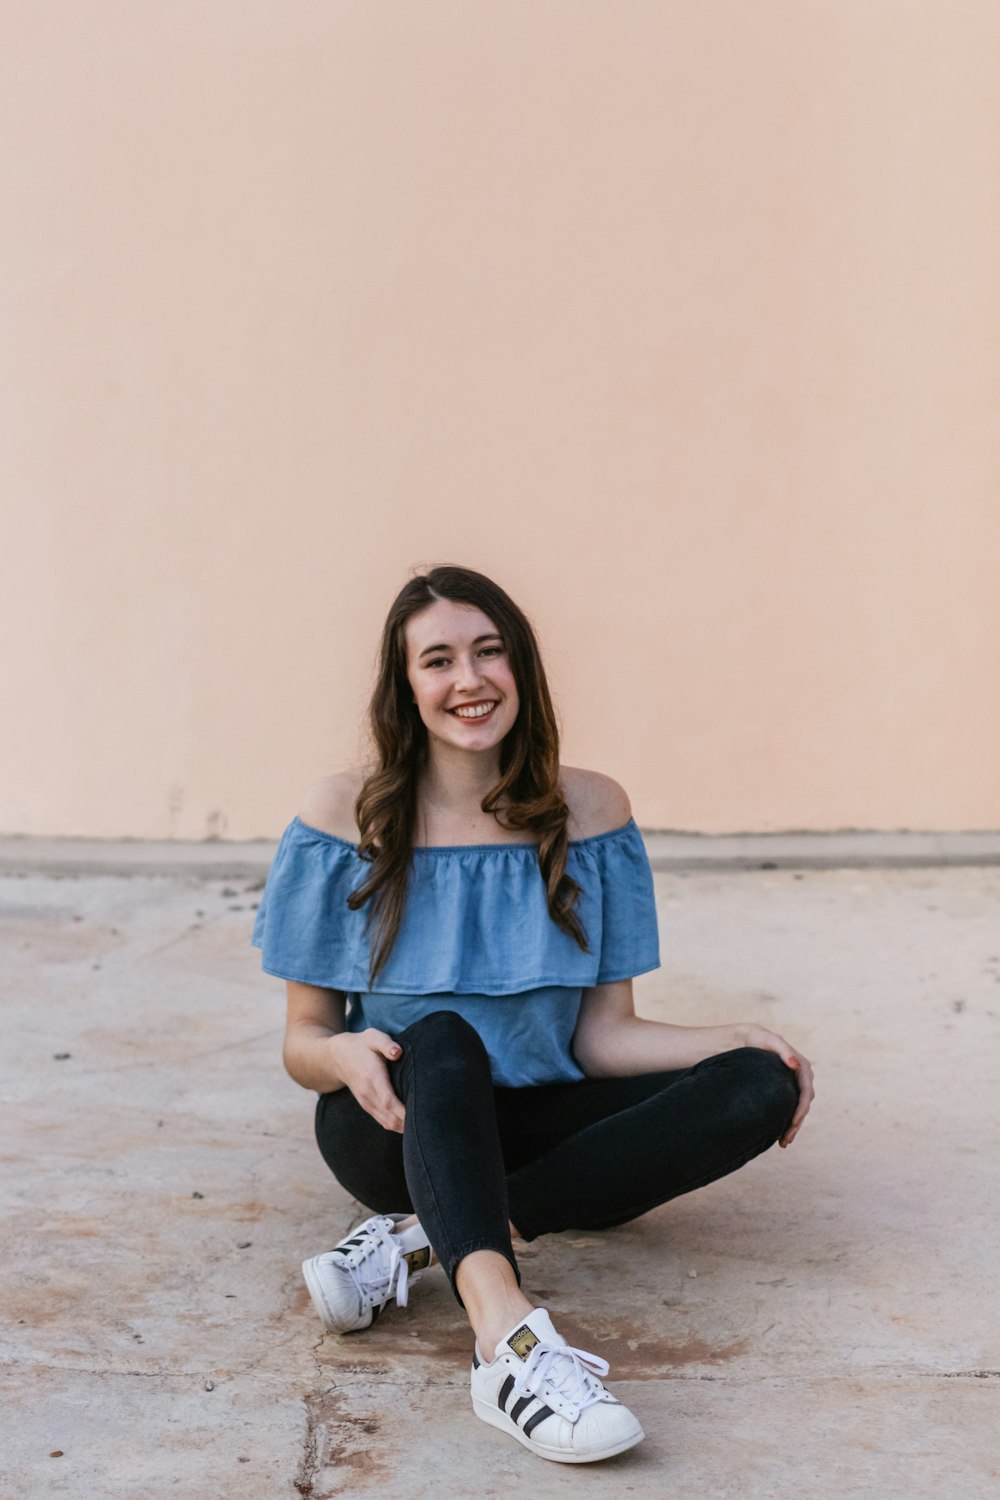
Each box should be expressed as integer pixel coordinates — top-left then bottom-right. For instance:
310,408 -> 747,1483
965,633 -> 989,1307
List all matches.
2,847 -> 998,1498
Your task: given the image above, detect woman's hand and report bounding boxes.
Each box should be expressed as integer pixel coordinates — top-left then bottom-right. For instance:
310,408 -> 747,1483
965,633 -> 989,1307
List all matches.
740,1023 -> 815,1147
328,1029 -> 406,1134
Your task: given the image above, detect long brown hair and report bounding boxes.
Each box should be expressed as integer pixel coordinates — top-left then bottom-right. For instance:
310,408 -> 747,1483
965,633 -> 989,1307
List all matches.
347,564 -> 589,984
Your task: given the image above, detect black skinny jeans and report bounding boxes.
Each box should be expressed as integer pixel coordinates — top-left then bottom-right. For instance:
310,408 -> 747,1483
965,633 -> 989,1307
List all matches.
315,1011 -> 799,1304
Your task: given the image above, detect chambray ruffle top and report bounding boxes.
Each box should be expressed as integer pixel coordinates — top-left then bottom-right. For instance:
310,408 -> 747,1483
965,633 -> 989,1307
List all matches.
251,816 -> 660,1087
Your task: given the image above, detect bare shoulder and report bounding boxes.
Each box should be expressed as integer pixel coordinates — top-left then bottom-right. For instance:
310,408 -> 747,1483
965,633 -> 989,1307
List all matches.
299,767 -> 370,841
559,766 -> 632,840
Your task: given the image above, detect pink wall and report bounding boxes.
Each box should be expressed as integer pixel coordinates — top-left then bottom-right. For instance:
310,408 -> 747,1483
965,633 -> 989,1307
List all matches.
3,1 -> 999,837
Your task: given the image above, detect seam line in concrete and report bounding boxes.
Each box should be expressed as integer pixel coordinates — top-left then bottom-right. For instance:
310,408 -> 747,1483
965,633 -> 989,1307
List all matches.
2,830 -> 1000,875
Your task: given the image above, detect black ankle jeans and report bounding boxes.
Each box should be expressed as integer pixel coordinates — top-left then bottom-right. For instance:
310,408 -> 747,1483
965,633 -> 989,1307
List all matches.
314,1010 -> 799,1304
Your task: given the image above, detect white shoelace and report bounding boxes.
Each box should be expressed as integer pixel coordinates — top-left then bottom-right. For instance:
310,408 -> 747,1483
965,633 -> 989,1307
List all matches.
513,1340 -> 610,1421
333,1221 -> 410,1309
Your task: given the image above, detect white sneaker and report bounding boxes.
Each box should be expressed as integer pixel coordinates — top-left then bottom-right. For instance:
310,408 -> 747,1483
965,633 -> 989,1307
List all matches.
470,1308 -> 644,1464
302,1214 -> 431,1334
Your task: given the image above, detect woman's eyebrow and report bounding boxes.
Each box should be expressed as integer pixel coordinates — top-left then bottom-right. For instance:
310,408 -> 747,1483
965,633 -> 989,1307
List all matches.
418,633 -> 502,660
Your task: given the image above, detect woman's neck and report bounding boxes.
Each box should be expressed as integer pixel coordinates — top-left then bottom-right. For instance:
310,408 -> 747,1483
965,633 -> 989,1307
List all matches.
411,742 -> 519,848
418,741 -> 502,817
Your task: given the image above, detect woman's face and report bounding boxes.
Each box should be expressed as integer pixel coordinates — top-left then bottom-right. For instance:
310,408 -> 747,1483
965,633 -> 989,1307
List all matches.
404,599 -> 520,753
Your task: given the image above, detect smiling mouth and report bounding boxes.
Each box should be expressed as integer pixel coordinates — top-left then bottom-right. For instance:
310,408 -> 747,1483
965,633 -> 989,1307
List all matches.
449,700 -> 499,721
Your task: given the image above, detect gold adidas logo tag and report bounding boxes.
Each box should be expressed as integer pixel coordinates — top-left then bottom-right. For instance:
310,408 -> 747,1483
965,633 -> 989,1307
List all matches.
506,1324 -> 539,1360
404,1247 -> 431,1272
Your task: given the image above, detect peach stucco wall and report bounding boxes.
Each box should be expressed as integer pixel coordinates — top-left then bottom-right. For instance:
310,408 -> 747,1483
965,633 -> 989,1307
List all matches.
3,1 -> 999,838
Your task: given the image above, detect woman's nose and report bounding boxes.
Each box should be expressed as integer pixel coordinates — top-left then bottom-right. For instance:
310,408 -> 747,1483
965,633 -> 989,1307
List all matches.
453,653 -> 486,689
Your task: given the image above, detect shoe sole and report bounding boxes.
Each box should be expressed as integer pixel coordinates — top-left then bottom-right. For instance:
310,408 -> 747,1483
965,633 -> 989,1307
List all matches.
301,1256 -> 366,1334
471,1395 -> 644,1464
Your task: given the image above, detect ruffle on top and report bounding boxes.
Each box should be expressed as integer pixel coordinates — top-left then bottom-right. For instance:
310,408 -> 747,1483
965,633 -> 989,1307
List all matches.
251,816 -> 660,995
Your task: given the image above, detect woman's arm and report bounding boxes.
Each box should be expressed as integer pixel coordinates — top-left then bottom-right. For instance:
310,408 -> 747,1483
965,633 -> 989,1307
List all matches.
571,979 -> 815,1146
283,981 -> 406,1132
282,980 -> 349,1091
572,979 -> 747,1075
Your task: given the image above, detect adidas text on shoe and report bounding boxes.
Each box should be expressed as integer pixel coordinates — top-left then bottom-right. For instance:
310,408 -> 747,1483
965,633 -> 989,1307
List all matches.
302,1214 -> 431,1334
469,1308 -> 644,1464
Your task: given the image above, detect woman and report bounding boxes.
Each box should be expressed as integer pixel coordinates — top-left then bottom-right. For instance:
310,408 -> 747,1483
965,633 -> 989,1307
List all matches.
252,564 -> 814,1465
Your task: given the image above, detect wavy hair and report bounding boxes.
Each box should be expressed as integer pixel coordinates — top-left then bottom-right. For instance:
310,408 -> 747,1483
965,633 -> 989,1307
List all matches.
347,564 -> 589,983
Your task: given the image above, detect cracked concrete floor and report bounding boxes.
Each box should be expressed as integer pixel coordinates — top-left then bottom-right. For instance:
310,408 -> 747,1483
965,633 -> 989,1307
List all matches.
1,859 -> 998,1498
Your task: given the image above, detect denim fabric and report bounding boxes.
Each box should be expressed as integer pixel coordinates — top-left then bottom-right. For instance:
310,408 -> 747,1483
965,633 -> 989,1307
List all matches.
251,815 -> 660,1086
314,1012 -> 800,1304
345,987 -> 585,1088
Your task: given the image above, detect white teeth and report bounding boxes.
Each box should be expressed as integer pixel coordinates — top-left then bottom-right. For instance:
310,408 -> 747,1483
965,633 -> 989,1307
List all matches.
452,701 -> 497,719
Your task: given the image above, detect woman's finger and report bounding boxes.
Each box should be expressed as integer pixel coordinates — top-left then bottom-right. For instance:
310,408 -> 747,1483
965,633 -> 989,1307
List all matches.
780,1056 -> 815,1145
362,1073 -> 406,1133
361,1092 -> 405,1133
366,1030 -> 402,1062
380,1105 -> 405,1133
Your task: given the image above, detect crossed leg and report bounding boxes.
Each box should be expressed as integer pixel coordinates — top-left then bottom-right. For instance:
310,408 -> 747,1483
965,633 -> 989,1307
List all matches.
314,1010 -> 799,1350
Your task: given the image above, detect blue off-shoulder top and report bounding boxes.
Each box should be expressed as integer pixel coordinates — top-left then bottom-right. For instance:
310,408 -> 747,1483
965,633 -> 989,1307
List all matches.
251,816 -> 660,1088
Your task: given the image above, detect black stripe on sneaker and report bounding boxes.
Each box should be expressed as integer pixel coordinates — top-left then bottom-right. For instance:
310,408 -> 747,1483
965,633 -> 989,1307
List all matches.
369,1302 -> 381,1323
522,1404 -> 555,1438
510,1395 -> 535,1423
497,1375 -> 515,1411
